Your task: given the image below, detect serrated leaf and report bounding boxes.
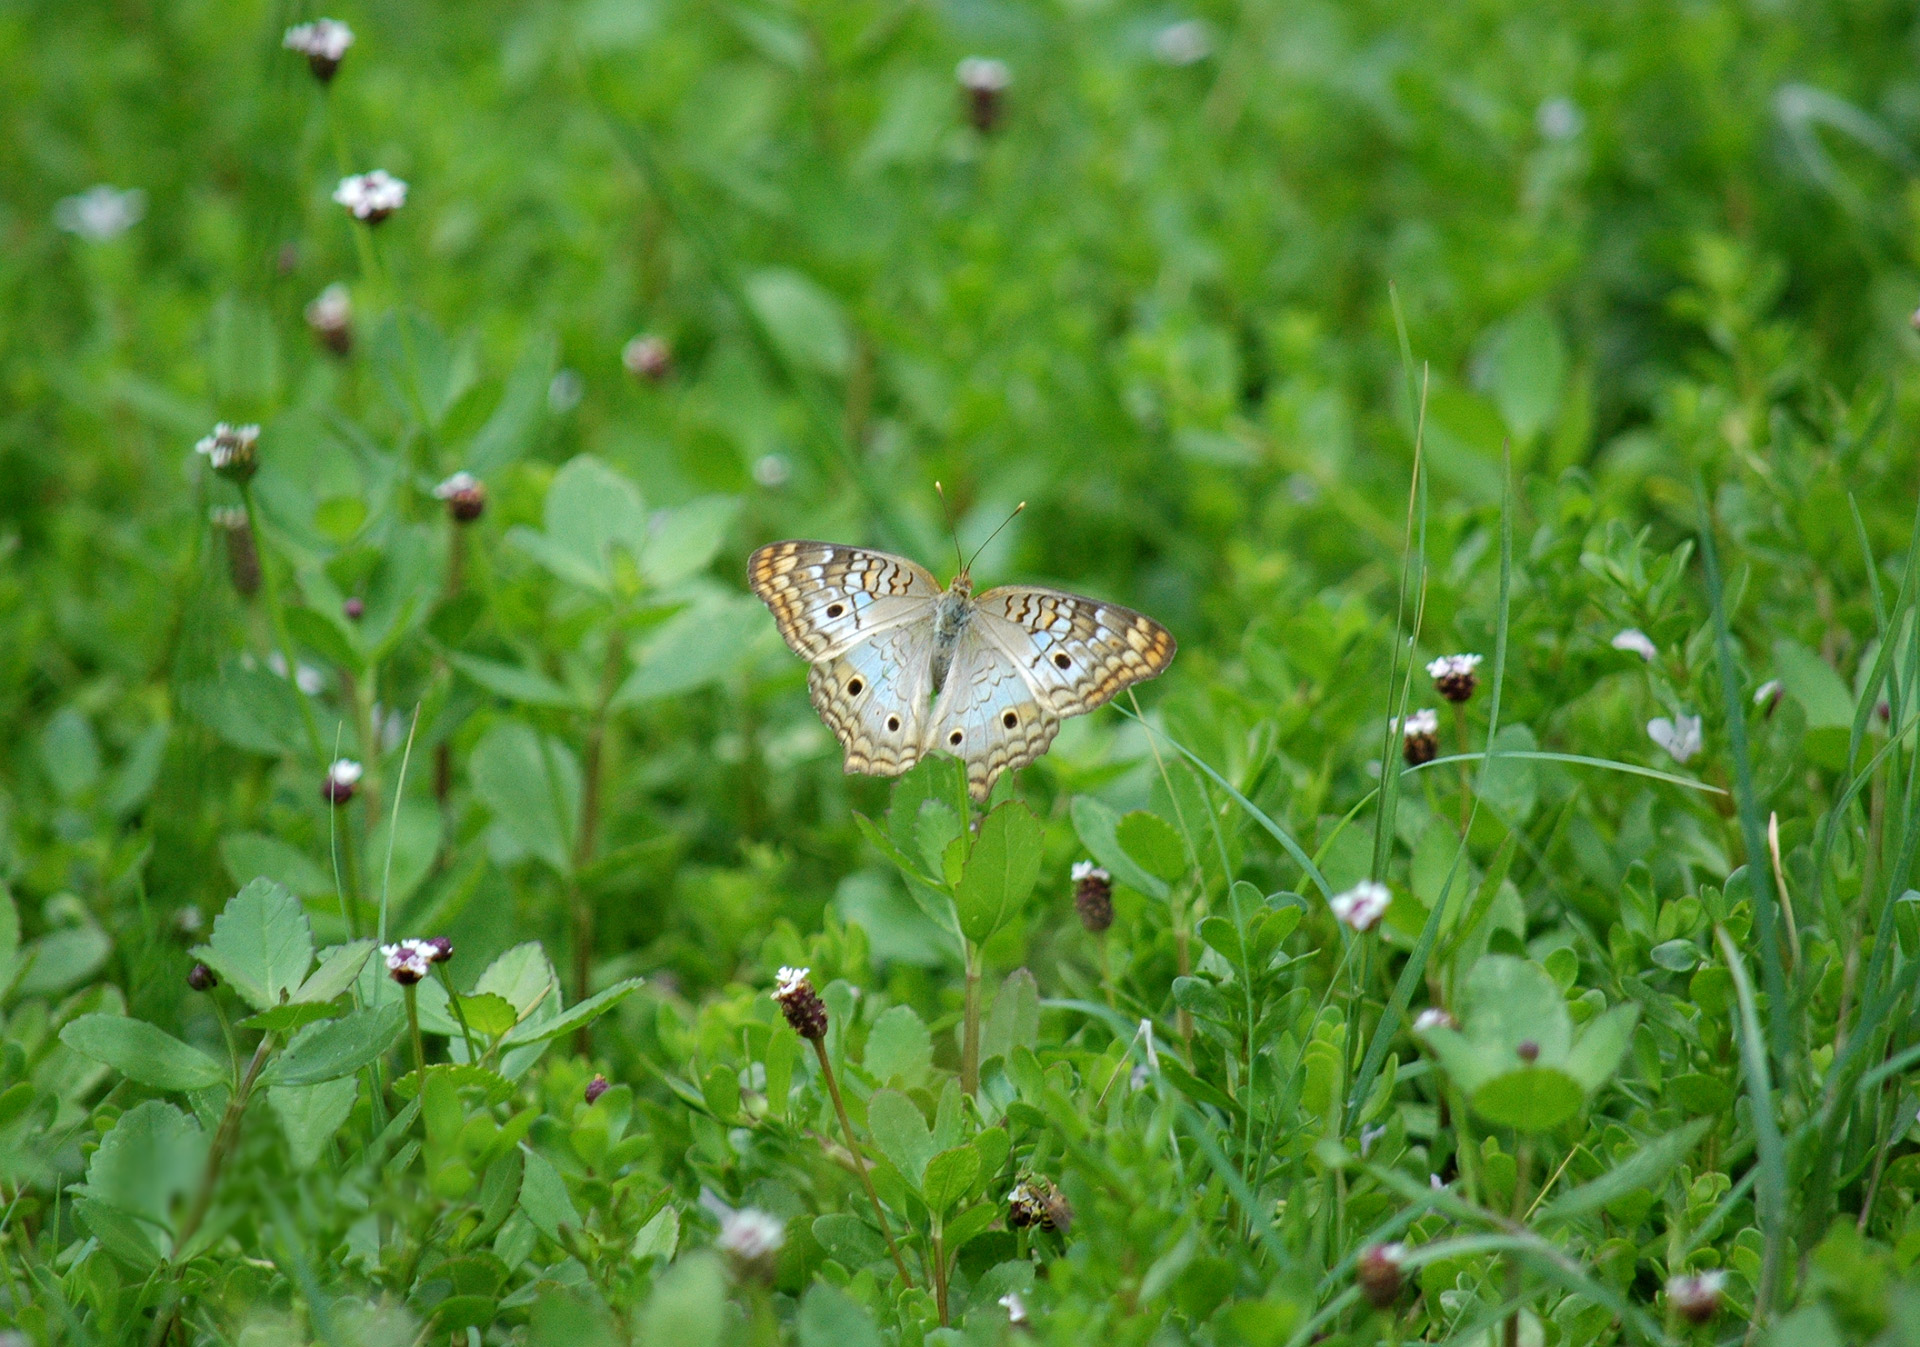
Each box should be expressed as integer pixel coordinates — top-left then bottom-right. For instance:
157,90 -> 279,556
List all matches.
954,802 -> 1043,944
268,1001 -> 406,1086
863,1004 -> 932,1087
811,1213 -> 886,1267
293,940 -> 375,1004
867,1088 -> 935,1188
60,1014 -> 226,1092
476,942 -> 559,1019
239,1002 -> 344,1033
73,1100 -> 205,1247
453,992 -> 520,1038
268,1077 -> 358,1168
191,879 -> 313,1013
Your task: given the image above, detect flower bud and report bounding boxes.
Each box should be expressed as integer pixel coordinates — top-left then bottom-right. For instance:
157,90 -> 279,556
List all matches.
1071,861 -> 1113,933
1398,708 -> 1439,767
622,334 -> 673,383
585,1074 -> 610,1105
1667,1270 -> 1726,1324
423,936 -> 453,963
772,966 -> 828,1041
433,471 -> 486,523
283,19 -> 353,82
305,283 -> 353,356
1425,653 -> 1482,703
957,57 -> 1010,132
1357,1242 -> 1407,1309
187,962 -> 219,992
343,597 -> 365,620
1516,1039 -> 1539,1064
322,758 -> 363,805
195,423 -> 260,483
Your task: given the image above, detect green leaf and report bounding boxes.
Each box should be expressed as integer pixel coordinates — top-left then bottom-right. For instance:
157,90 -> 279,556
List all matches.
640,496 -> 740,588
1539,1119 -> 1711,1222
701,1063 -> 741,1118
475,943 -> 560,1019
615,595 -> 764,705
470,722 -> 580,873
518,1145 -> 581,1241
1070,795 -> 1169,901
178,657 -> 309,758
981,968 -> 1039,1063
268,1001 -> 406,1086
40,707 -> 100,800
1478,305 -> 1566,441
1117,810 -> 1187,883
798,1282 -> 883,1347
867,1088 -> 936,1188
17,925 -> 111,996
746,268 -> 851,376
60,1014 -> 227,1092
467,334 -> 555,473
764,1025 -> 799,1120
367,799 -> 442,909
239,1002 -> 342,1033
500,977 -> 643,1046
811,1214 -> 887,1267
191,878 -> 314,1013
267,1077 -> 358,1168
922,1144 -> 980,1216
863,1004 -> 932,1087
514,455 -> 647,591
1563,1003 -> 1640,1093
630,1205 -> 680,1262
639,1251 -> 726,1347
448,652 -> 579,708
292,940 -> 376,1004
453,993 -> 520,1038
954,802 -> 1044,944
1471,1067 -> 1586,1132
73,1100 -> 206,1249
219,832 -> 333,900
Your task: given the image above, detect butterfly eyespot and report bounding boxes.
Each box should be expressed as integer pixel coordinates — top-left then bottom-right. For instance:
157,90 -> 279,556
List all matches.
826,604 -> 845,618
1002,711 -> 1018,729
886,716 -> 901,732
847,678 -> 864,696
1053,653 -> 1072,669
949,730 -> 964,746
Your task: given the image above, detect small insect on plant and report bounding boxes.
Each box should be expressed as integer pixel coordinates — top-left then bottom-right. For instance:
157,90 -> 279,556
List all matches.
747,491 -> 1177,801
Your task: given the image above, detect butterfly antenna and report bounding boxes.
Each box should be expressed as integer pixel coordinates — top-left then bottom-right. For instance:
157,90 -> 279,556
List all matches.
934,480 -> 966,578
965,500 -> 1027,575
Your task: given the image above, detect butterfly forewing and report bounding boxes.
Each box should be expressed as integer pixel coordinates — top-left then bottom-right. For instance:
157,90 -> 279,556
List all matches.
806,624 -> 935,779
926,637 -> 1063,801
747,541 -> 942,662
974,587 -> 1176,716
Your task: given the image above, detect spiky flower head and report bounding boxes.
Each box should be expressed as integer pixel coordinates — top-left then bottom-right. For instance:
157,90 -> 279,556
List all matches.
1397,708 -> 1439,767
1071,861 -> 1114,933
382,938 -> 436,985
773,966 -> 828,1041
1330,880 -> 1391,933
1357,1242 -> 1407,1308
1666,1270 -> 1726,1324
283,19 -> 353,81
333,170 -> 407,224
433,471 -> 486,523
195,423 -> 260,482
1426,652 -> 1482,703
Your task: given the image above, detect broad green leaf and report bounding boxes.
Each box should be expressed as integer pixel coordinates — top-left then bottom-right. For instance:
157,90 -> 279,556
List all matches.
863,1004 -> 932,1086
764,1025 -> 799,1119
220,832 -> 333,900
518,1145 -> 581,1241
1563,1003 -> 1640,1093
240,1002 -> 341,1033
631,1205 -> 680,1262
73,1100 -> 205,1247
519,455 -> 648,591
616,596 -> 764,705
60,1014 -> 226,1092
476,943 -> 559,1019
1471,1066 -> 1586,1132
867,1088 -> 936,1188
453,993 -> 520,1038
746,268 -> 850,376
500,977 -> 643,1046
922,1144 -> 979,1216
178,658 -> 308,758
811,1213 -> 887,1267
40,707 -> 100,800
798,1282 -> 883,1347
640,496 -> 740,588
292,940 -> 376,1005
467,334 -> 555,473
192,878 -> 313,1013
268,1001 -> 406,1086
981,968 -> 1039,1063
1117,810 -> 1187,883
17,925 -> 111,996
1539,1119 -> 1711,1222
448,652 -> 579,709
1070,795 -> 1169,901
639,1250 -> 725,1347
470,722 -> 579,873
1478,305 -> 1566,441
268,1077 -> 358,1168
954,802 -> 1044,944
367,798 -> 443,909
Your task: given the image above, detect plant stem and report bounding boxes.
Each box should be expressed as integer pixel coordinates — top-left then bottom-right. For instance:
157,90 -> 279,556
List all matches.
237,481 -> 325,765
1504,1135 -> 1532,1347
436,962 -> 480,1065
570,626 -> 624,1046
1099,934 -> 1116,1010
930,1220 -> 949,1326
405,984 -> 426,1085
1455,702 -> 1472,836
812,1037 -> 914,1290
961,941 -> 982,1096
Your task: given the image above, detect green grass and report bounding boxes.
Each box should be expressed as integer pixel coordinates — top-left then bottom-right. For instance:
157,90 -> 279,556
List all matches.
5,0 -> 1920,1343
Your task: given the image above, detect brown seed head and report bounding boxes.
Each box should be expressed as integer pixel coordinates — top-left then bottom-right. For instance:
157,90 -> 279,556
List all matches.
773,967 -> 828,1041
1357,1242 -> 1407,1308
1072,861 -> 1113,933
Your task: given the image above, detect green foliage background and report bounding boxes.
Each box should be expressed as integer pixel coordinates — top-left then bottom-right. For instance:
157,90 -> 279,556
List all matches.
6,0 -> 1920,1343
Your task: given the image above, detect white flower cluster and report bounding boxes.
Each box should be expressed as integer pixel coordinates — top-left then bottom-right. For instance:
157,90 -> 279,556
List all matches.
1330,880 -> 1391,933
716,1207 -> 786,1260
1070,860 -> 1109,883
194,422 -> 260,472
773,966 -> 810,1001
1396,708 -> 1439,738
333,170 -> 407,222
55,185 -> 145,241
382,937 -> 438,984
283,19 -> 354,61
433,471 -> 480,500
956,56 -> 1011,91
326,758 -> 363,790
1425,653 -> 1482,680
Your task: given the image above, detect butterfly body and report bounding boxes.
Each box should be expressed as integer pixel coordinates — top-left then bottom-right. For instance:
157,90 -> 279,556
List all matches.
749,541 -> 1175,800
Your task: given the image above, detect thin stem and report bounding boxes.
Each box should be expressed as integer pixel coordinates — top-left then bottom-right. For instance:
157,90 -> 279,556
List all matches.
333,818 -> 363,939
812,1037 -> 914,1290
961,942 -> 982,1097
930,1220 -> 950,1326
436,962 -> 480,1065
405,984 -> 426,1090
1454,702 -> 1472,836
571,626 -> 625,1040
1504,1136 -> 1532,1347
237,480 -> 325,764
1099,934 -> 1116,1010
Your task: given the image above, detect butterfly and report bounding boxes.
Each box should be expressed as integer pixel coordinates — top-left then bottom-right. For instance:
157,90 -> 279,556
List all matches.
749,541 -> 1175,801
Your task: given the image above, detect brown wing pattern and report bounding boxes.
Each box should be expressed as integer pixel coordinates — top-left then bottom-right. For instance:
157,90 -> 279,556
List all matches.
925,640 -> 1063,801
747,541 -> 941,662
804,623 -> 933,780
973,587 -> 1176,716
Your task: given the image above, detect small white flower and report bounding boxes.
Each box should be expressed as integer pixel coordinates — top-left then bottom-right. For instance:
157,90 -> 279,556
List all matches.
621,334 -> 672,381
773,966 -> 810,1000
1648,713 -> 1703,765
1330,880 -> 1391,933
283,18 -> 354,61
305,282 -> 352,336
1536,97 -> 1584,142
1611,628 -> 1657,661
1425,653 -> 1482,680
332,170 -> 407,222
998,1290 -> 1029,1325
956,56 -> 1011,91
194,422 -> 260,473
1429,1173 -> 1445,1189
381,939 -> 432,983
326,759 -> 364,789
1395,708 -> 1439,738
1152,20 -> 1211,65
752,453 -> 791,488
716,1207 -> 786,1260
1071,861 -> 1109,883
54,185 -> 145,241
1413,1007 -> 1457,1032
433,471 -> 480,500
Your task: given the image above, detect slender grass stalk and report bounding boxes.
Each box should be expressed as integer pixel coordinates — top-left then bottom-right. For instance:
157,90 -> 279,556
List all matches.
1713,925 -> 1786,1333
1454,701 -> 1472,835
810,1037 -> 914,1290
404,984 -> 426,1096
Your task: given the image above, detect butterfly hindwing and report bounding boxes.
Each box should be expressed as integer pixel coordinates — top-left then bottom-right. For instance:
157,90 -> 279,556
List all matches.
973,587 -> 1176,716
807,623 -> 935,779
747,541 -> 942,662
927,634 -> 1062,801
